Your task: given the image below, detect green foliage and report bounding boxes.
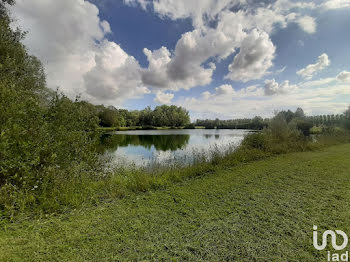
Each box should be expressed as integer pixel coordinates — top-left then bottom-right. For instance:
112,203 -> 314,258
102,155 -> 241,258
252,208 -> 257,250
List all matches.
343,106 -> 350,130
0,3 -> 101,218
183,123 -> 196,129
196,116 -> 268,130
241,132 -> 267,151
98,107 -> 124,127
295,119 -> 313,136
96,104 -> 190,128
141,105 -> 190,127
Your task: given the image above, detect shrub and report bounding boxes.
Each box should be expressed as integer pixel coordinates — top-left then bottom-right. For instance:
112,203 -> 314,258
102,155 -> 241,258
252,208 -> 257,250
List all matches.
241,132 -> 267,151
295,119 -> 313,136
184,123 -> 196,129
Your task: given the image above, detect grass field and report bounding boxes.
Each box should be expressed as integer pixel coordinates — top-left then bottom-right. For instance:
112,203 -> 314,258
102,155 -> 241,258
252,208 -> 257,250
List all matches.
1,144 -> 350,261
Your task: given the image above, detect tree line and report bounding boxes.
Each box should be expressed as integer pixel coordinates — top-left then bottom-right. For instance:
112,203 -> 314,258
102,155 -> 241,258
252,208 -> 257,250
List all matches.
195,116 -> 268,130
195,107 -> 350,135
97,105 -> 190,128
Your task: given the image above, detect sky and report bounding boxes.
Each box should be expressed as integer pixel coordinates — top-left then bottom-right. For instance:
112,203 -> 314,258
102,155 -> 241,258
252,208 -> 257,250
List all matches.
9,0 -> 350,120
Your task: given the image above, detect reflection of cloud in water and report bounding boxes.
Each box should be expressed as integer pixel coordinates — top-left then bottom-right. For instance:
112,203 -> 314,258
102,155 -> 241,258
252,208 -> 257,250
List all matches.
103,129 -> 250,166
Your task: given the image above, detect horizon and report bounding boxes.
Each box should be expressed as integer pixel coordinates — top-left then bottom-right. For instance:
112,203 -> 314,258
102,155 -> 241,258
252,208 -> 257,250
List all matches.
9,0 -> 350,120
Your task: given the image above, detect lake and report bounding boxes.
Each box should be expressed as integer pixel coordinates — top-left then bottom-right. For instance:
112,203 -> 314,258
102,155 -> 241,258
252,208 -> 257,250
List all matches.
99,129 -> 251,167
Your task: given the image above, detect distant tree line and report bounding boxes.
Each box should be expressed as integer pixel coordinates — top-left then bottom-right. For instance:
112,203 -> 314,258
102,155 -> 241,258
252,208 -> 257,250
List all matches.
195,116 -> 269,130
96,105 -> 190,128
195,107 -> 350,135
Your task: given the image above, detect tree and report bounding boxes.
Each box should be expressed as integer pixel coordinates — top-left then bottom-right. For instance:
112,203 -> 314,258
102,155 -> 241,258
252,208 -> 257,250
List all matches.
343,105 -> 350,130
345,105 -> 350,119
295,107 -> 305,118
0,1 -> 99,191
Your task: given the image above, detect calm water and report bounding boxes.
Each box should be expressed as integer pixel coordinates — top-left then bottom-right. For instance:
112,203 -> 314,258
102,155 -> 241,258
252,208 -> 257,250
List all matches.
99,129 -> 251,166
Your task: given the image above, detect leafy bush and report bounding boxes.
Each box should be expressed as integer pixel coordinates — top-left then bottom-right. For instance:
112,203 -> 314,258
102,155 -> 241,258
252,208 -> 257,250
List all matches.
184,123 -> 195,129
0,2 -> 101,218
295,119 -> 313,136
241,132 -> 267,150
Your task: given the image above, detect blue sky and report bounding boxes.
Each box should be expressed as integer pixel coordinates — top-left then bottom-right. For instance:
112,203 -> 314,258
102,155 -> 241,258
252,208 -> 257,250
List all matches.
11,0 -> 350,119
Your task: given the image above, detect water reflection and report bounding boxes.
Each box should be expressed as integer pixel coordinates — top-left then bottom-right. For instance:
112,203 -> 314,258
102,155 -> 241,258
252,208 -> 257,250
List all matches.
99,134 -> 190,153
99,129 -> 250,166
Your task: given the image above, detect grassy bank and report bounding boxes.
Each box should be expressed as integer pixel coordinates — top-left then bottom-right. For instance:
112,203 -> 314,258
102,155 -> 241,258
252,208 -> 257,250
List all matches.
1,144 -> 350,261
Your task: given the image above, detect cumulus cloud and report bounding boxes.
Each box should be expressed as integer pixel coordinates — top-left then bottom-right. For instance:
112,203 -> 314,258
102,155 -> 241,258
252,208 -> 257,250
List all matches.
264,79 -> 298,96
201,91 -> 212,100
140,0 -> 323,88
296,53 -> 330,80
226,29 -> 276,82
215,84 -> 236,96
152,0 -> 238,28
154,91 -> 174,104
336,71 -> 350,82
177,81 -> 349,119
83,41 -> 149,102
200,84 -> 264,102
321,0 -> 350,10
141,25 -> 245,90
11,0 -> 348,110
179,68 -> 350,119
10,0 -> 148,104
150,0 -> 317,32
124,0 -> 150,10
300,77 -> 335,88
141,44 -> 216,91
296,16 -> 316,34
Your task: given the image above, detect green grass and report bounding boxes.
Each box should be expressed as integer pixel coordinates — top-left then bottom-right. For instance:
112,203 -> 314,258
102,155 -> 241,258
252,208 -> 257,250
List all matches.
96,127 -> 118,132
1,144 -> 350,261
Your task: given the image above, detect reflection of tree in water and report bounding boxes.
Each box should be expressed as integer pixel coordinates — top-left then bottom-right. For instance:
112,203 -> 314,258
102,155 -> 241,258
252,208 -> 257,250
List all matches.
99,134 -> 190,153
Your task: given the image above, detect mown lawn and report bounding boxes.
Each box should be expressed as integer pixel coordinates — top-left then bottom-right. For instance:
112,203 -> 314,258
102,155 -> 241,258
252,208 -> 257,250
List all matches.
1,144 -> 350,261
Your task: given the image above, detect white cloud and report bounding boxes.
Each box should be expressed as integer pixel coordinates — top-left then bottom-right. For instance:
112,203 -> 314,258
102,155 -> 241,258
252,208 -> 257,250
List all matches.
297,16 -> 316,34
139,0 -> 322,88
177,81 -> 350,119
154,91 -> 174,104
124,0 -> 150,10
200,84 -> 264,102
226,29 -> 276,82
150,0 -> 317,33
142,25 -> 245,90
296,53 -> 330,80
152,0 -> 238,28
83,41 -> 149,103
321,0 -> 350,10
275,66 -> 287,74
264,79 -> 298,96
300,77 -> 335,88
215,84 -> 236,96
336,71 -> 350,82
201,91 -> 212,100
100,20 -> 112,34
10,0 -> 149,104
11,0 -> 349,113
178,69 -> 350,119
